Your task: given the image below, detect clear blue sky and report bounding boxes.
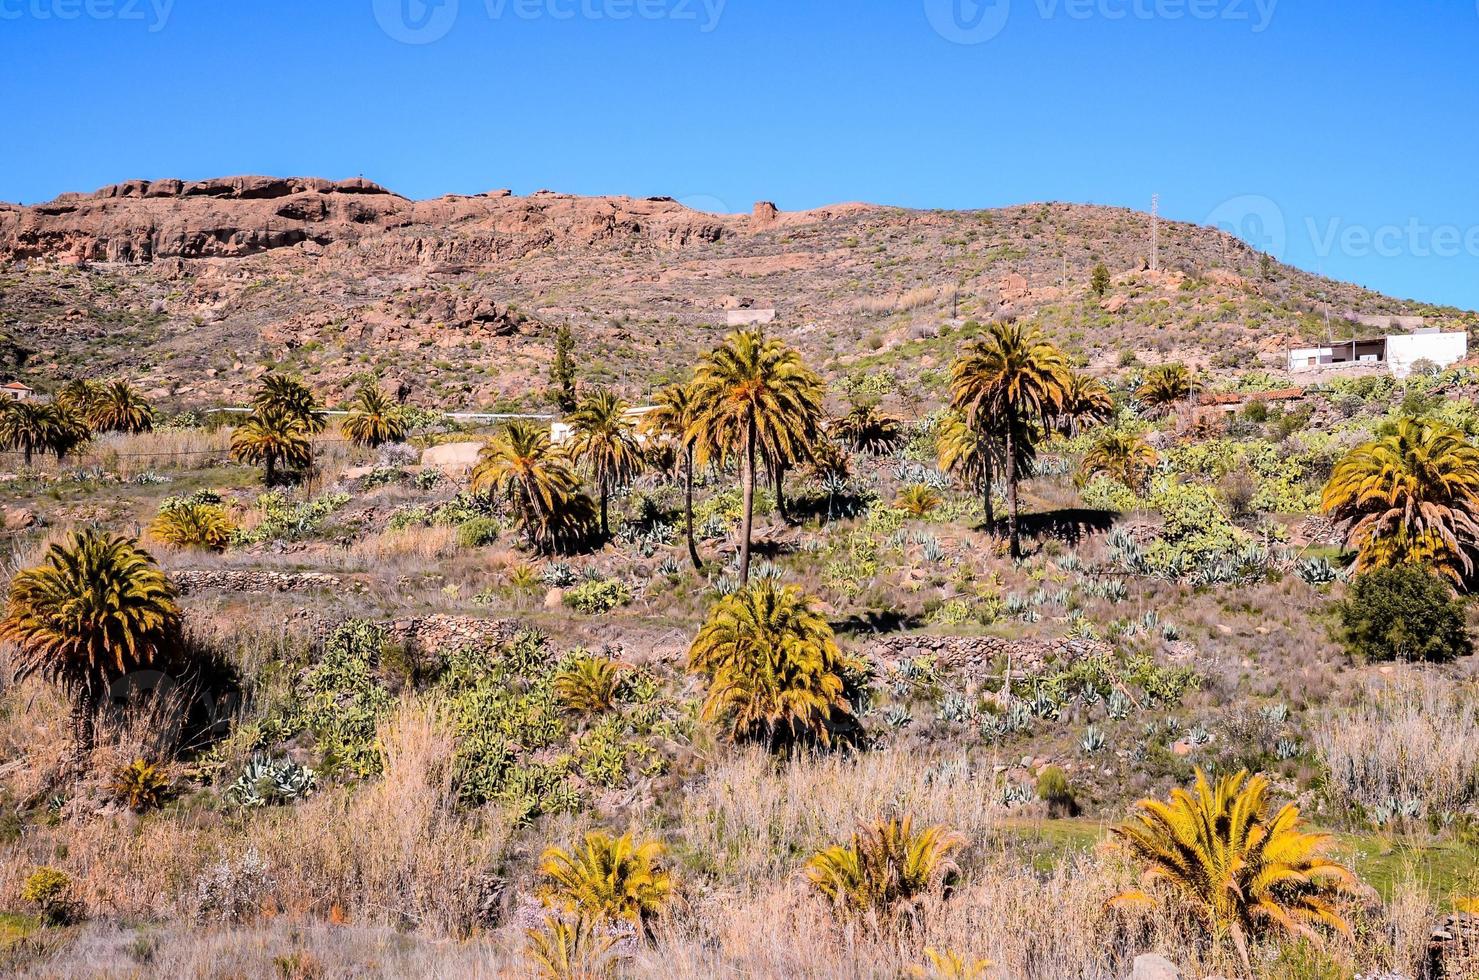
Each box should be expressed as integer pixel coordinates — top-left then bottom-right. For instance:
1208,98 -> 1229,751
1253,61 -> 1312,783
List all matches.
5,0 -> 1478,309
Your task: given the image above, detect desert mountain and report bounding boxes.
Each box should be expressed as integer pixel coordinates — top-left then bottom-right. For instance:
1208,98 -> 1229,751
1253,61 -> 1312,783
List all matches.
0,176 -> 1469,410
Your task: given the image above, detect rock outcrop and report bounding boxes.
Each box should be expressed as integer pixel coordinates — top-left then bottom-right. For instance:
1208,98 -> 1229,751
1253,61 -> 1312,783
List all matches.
0,178 -> 737,266
1427,913 -> 1479,979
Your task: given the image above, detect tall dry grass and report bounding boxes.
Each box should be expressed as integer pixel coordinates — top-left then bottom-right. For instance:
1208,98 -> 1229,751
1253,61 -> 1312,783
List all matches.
1315,675 -> 1479,814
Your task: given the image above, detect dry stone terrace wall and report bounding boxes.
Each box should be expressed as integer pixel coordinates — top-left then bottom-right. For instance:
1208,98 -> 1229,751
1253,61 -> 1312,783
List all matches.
383,615 -> 522,657
872,634 -> 1111,676
173,569 -> 345,595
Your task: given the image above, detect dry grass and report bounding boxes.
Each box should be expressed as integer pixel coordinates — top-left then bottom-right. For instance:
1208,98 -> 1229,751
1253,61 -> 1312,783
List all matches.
1315,675 -> 1479,815
347,525 -> 461,565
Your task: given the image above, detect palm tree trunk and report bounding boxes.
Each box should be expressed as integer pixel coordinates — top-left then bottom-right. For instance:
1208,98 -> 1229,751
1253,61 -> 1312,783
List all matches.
1005,420 -> 1022,559
70,682 -> 98,771
684,447 -> 702,571
739,415 -> 756,585
599,484 -> 610,539
773,461 -> 789,524
980,448 -> 996,530
265,453 -> 277,487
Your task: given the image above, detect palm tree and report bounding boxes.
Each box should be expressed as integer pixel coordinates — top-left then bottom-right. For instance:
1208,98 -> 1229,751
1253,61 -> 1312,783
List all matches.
937,411 -> 997,528
0,531 -> 180,765
56,379 -> 104,417
688,330 -> 824,584
1321,417 -> 1479,584
950,322 -> 1070,557
1137,363 -> 1194,416
253,374 -> 327,435
341,385 -> 407,449
1080,432 -> 1158,491
832,403 -> 903,456
524,915 -> 616,980
895,484 -> 942,518
230,406 -> 311,485
805,816 -> 964,930
1057,370 -> 1114,435
643,382 -> 705,570
471,420 -> 594,554
86,380 -> 153,434
0,402 -> 89,466
552,655 -> 622,718
567,388 -> 644,539
148,499 -> 236,551
687,580 -> 853,749
1111,769 -> 1357,975
539,830 -> 672,932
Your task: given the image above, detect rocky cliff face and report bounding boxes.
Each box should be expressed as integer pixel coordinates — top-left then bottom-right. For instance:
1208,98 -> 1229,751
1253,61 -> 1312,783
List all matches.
0,177 -> 741,265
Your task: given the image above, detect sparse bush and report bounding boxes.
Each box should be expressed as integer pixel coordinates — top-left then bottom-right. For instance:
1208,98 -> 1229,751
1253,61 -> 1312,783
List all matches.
1035,766 -> 1076,817
456,516 -> 501,549
194,848 -> 273,924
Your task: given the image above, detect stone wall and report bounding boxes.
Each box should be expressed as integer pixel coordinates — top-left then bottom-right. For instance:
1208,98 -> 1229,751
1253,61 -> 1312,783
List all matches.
174,569 -> 344,595
1427,913 -> 1479,979
383,615 -> 523,657
872,634 -> 1110,676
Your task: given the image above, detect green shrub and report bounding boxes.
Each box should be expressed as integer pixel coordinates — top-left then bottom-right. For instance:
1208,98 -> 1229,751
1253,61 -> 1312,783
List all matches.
456,516 -> 501,549
1335,566 -> 1472,663
1035,765 -> 1076,817
564,579 -> 633,614
22,867 -> 76,926
287,620 -> 394,776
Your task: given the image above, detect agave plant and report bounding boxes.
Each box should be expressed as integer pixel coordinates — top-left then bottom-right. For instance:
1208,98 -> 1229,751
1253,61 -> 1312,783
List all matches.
805,816 -> 964,929
226,756 -> 316,808
109,758 -> 170,812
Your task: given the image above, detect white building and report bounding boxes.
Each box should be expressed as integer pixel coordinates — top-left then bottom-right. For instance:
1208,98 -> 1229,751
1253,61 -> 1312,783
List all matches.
1288,328 -> 1468,378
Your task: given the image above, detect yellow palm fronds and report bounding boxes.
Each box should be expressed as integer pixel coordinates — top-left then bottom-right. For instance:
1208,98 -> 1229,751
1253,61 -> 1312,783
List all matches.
538,831 -> 672,930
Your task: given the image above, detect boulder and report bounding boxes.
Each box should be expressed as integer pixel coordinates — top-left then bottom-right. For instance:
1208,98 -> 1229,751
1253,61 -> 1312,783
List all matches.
1130,953 -> 1181,980
420,441 -> 487,476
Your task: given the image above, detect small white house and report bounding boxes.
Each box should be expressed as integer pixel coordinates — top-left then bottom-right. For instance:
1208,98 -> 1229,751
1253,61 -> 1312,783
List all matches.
1288,329 -> 1468,378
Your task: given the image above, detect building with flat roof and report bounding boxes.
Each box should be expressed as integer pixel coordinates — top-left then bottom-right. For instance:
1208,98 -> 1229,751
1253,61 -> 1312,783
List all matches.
1287,329 -> 1468,378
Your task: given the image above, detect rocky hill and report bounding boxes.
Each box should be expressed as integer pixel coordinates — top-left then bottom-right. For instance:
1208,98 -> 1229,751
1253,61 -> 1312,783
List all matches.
0,176 -> 1471,410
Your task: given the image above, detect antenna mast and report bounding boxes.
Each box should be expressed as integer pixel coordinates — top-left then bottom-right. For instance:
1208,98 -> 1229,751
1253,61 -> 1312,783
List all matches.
1151,193 -> 1160,272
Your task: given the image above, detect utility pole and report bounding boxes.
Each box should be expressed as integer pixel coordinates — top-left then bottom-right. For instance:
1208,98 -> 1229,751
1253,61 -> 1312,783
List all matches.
1151,193 -> 1160,273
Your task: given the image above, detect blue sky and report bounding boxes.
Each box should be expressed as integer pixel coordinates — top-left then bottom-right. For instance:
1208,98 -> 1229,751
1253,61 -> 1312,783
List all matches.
4,0 -> 1478,308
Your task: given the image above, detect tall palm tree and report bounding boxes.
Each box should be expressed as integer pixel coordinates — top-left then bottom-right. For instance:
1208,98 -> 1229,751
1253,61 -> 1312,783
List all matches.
86,380 -> 154,434
1321,417 -> 1479,584
56,379 -> 104,417
471,420 -> 594,554
341,385 -> 407,449
688,330 -> 824,584
253,374 -> 327,435
936,410 -> 1035,531
832,403 -> 903,456
567,388 -> 644,539
230,406 -> 311,486
950,322 -> 1070,557
1057,370 -> 1114,435
643,382 -> 705,570
1136,363 -> 1194,416
1080,432 -> 1158,491
1111,769 -> 1357,975
687,580 -> 853,749
0,402 -> 89,466
0,531 -> 180,765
